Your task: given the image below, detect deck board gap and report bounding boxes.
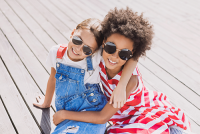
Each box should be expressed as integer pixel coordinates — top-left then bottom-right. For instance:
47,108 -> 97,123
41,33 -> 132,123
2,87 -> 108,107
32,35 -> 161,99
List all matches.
0,95 -> 18,134
0,55 -> 45,134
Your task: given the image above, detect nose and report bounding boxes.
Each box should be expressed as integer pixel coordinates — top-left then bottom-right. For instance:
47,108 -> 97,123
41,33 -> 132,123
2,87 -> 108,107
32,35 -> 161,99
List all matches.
112,51 -> 119,58
74,45 -> 83,52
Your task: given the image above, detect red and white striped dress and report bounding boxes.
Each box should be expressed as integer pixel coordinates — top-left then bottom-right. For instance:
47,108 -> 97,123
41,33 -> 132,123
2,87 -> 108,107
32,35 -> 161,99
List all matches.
99,60 -> 191,134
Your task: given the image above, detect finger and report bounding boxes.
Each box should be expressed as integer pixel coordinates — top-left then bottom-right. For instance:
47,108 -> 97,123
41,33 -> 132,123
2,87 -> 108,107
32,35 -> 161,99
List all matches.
113,102 -> 117,108
33,102 -> 39,107
122,101 -> 125,107
120,102 -> 123,108
118,101 -> 121,108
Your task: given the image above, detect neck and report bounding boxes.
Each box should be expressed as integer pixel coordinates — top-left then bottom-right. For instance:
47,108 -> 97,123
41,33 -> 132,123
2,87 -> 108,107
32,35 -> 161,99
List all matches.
106,66 -> 122,80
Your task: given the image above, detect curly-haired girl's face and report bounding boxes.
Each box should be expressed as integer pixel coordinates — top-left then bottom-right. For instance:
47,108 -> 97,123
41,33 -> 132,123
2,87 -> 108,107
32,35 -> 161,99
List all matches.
102,33 -> 134,74
67,29 -> 98,61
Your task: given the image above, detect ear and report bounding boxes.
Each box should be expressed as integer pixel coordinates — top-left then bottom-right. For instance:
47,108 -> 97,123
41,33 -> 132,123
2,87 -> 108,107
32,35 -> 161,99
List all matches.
70,29 -> 76,38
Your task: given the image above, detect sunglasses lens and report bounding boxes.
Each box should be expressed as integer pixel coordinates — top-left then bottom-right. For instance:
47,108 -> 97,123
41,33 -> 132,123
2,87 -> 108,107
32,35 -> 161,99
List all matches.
83,45 -> 92,55
72,36 -> 82,45
119,49 -> 132,60
104,42 -> 116,54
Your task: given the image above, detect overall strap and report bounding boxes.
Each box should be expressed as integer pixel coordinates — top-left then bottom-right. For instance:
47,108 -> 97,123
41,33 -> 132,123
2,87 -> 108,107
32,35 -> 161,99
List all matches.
86,55 -> 93,71
57,44 -> 68,59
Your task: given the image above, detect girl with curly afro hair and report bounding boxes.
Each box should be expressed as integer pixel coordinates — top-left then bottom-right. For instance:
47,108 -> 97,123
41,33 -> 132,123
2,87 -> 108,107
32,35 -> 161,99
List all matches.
52,7 -> 191,134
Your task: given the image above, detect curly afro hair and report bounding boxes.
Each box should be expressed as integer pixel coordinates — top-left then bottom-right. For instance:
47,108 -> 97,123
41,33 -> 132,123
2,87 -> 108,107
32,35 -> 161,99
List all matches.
101,7 -> 154,60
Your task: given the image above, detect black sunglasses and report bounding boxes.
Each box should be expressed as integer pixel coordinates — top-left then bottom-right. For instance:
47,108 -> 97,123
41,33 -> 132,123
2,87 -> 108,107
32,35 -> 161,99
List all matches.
72,36 -> 93,55
103,42 -> 133,60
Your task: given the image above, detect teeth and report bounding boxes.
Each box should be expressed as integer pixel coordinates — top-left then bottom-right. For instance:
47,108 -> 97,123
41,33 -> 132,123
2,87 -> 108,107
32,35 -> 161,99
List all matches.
108,59 -> 116,64
72,48 -> 78,55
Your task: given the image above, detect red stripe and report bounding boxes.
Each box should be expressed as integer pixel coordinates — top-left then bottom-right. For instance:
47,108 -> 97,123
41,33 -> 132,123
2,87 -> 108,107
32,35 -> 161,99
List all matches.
148,121 -> 169,134
108,79 -> 119,85
144,89 -> 150,107
99,61 -> 190,133
56,44 -> 67,59
153,91 -> 160,106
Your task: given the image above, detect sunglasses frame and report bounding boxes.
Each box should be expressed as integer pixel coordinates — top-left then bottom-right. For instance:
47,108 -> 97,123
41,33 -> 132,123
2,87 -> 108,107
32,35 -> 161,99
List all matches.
72,36 -> 93,55
103,42 -> 133,60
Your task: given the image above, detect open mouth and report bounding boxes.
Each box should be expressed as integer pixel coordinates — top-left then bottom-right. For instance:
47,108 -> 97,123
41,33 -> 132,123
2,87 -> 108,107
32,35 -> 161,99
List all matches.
72,48 -> 79,55
108,58 -> 117,65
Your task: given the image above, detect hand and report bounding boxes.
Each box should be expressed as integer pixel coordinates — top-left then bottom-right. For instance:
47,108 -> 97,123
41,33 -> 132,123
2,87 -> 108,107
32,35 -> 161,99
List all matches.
53,110 -> 65,125
33,95 -> 50,108
110,85 -> 126,108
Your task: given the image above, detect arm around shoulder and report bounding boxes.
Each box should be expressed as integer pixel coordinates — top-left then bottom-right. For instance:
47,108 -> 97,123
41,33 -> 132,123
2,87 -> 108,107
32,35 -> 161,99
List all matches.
54,74 -> 138,125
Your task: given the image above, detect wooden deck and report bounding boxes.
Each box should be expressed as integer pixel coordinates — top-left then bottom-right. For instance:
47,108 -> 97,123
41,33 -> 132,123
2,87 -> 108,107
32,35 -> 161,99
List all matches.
0,0 -> 199,133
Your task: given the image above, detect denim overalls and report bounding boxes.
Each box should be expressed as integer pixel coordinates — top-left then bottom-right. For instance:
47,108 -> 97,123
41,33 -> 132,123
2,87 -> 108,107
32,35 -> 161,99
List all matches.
52,46 -> 107,134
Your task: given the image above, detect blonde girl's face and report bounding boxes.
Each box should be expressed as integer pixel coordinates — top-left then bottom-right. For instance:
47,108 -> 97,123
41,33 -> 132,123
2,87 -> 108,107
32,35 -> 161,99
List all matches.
102,33 -> 134,73
67,29 -> 98,61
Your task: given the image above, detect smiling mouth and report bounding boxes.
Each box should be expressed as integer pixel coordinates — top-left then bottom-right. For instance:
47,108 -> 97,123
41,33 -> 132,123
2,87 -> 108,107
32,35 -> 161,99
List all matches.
72,48 -> 79,55
108,58 -> 117,65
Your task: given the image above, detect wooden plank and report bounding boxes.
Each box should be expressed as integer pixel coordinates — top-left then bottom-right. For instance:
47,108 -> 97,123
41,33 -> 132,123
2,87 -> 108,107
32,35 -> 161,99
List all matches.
130,0 -> 200,56
154,23 -> 200,57
8,0 -> 69,44
66,0 -> 103,20
0,2 -> 50,91
152,0 -> 200,35
0,0 -> 51,73
154,25 -> 200,65
51,0 -> 88,23
139,56 -> 200,109
180,0 -> 200,10
26,0 -> 72,39
0,59 -> 41,133
0,96 -> 16,134
82,0 -> 107,17
0,29 -> 56,133
37,0 -> 77,28
150,43 -> 200,81
3,0 -> 56,50
145,49 -> 200,97
153,38 -> 200,74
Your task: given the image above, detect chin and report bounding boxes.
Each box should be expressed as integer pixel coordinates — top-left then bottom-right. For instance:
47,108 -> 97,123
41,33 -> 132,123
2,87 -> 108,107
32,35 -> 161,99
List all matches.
105,62 -> 116,70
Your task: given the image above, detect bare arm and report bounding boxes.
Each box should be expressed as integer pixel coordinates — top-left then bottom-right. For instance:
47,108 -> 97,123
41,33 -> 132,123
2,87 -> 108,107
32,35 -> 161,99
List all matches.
110,58 -> 138,108
33,67 -> 56,108
53,75 -> 138,125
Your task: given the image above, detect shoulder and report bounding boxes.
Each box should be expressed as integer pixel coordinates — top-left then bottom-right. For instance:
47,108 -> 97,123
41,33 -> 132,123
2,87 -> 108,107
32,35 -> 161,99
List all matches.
49,44 -> 62,52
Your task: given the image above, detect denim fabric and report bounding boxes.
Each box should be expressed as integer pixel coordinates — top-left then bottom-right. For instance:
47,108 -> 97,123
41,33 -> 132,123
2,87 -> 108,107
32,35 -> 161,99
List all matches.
52,56 -> 107,134
86,56 -> 93,71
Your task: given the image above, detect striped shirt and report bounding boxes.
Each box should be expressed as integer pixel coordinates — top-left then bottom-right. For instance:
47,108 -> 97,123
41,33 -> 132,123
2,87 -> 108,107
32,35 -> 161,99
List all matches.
99,60 -> 191,134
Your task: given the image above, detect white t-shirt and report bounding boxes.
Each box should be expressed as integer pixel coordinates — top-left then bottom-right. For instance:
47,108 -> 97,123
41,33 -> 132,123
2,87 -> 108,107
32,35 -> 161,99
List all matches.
46,44 -> 102,84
